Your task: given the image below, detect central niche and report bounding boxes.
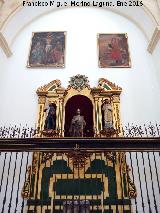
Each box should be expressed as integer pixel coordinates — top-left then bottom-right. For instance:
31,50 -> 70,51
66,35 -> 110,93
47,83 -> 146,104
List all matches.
64,95 -> 94,137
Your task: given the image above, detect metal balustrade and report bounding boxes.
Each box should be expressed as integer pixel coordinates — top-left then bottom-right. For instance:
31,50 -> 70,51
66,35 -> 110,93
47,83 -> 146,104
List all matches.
0,124 -> 160,213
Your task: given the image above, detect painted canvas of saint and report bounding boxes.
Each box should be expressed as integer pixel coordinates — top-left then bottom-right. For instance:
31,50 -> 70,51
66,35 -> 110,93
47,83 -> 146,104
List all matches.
98,34 -> 131,68
27,32 -> 66,68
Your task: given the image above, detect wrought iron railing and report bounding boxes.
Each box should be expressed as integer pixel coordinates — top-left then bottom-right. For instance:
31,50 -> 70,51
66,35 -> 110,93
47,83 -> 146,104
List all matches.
0,141 -> 160,212
0,123 -> 160,138
0,124 -> 160,213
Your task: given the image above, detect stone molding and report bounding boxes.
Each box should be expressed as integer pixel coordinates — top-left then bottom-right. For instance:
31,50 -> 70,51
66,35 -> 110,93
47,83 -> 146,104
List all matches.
147,26 -> 160,53
0,32 -> 12,57
0,1 -> 160,56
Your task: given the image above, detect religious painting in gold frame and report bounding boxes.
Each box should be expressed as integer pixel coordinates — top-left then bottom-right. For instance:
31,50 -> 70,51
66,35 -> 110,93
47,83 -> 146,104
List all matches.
98,33 -> 131,68
27,31 -> 66,68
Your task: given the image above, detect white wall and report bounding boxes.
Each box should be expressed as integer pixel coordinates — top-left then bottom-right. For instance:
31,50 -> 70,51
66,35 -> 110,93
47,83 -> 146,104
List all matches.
153,40 -> 160,80
0,7 -> 160,126
1,1 -> 156,45
0,8 -> 160,213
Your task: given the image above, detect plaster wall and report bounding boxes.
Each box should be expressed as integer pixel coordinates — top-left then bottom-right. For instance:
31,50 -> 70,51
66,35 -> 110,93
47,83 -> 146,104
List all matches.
0,7 -> 160,213
153,40 -> 160,81
0,7 -> 160,126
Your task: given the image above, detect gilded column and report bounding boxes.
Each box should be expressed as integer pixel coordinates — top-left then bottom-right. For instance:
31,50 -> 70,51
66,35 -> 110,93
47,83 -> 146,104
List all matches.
115,153 -> 124,201
56,98 -> 60,131
112,95 -> 122,136
59,98 -> 64,136
98,98 -> 103,131
36,96 -> 46,136
94,97 -> 99,136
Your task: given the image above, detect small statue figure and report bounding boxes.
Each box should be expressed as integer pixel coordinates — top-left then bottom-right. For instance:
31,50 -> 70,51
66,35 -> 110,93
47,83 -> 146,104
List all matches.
102,99 -> 113,130
73,200 -> 80,213
62,199 -> 90,213
69,109 -> 86,137
63,200 -> 72,213
44,103 -> 56,130
80,200 -> 90,213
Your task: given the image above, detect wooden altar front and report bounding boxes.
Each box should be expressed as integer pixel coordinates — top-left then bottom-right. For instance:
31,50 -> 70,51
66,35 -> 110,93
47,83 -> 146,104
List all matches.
21,75 -> 136,213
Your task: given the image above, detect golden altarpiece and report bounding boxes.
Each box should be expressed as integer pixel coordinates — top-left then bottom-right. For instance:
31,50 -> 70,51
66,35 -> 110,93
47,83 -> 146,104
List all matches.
22,75 -> 136,213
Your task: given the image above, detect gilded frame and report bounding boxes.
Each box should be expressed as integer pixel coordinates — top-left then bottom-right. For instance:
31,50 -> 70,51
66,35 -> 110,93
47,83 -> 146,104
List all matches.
98,33 -> 131,68
27,31 -> 66,68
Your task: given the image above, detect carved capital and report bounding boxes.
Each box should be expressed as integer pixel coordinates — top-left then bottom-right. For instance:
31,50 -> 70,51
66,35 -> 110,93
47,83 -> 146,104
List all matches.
59,97 -> 64,104
56,88 -> 65,95
94,97 -> 99,102
112,95 -> 120,103
38,96 -> 46,104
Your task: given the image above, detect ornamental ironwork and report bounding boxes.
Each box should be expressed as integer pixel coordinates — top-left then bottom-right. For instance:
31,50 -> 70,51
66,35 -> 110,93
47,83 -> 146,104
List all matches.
67,144 -> 90,169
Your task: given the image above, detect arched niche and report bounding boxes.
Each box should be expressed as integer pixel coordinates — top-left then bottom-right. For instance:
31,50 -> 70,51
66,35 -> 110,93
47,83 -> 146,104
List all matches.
64,95 -> 94,137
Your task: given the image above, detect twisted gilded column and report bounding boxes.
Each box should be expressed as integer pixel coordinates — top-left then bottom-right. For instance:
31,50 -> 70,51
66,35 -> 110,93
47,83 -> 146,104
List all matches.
94,97 -> 102,136
112,95 -> 122,136
97,97 -> 103,132
57,98 -> 64,136
36,96 -> 46,136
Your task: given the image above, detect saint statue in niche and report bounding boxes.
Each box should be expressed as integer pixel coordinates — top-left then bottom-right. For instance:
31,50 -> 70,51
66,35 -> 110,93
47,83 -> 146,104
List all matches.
44,103 -> 56,130
102,99 -> 113,130
69,109 -> 86,137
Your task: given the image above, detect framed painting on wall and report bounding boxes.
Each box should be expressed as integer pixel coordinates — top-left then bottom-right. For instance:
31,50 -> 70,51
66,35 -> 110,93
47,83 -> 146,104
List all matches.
27,31 -> 66,68
98,33 -> 131,68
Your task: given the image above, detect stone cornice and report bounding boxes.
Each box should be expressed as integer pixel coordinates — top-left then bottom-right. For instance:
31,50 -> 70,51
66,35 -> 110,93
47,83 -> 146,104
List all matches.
0,32 -> 12,57
0,0 -> 160,31
0,0 -> 160,57
147,26 -> 160,53
0,0 -> 22,30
